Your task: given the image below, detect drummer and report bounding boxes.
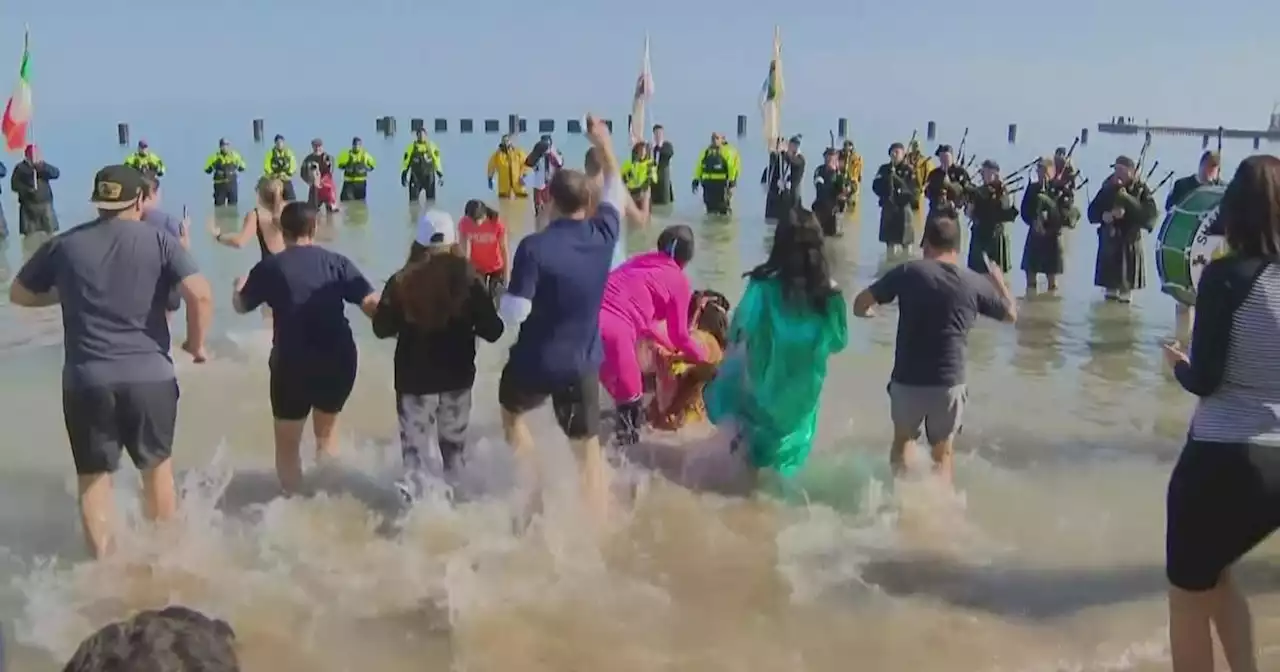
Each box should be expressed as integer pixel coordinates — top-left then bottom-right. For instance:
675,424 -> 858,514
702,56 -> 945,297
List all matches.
1166,151 -> 1222,212
1165,150 -> 1223,331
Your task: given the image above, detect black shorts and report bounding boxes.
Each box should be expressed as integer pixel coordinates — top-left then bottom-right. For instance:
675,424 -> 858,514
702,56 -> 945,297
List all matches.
62,380 -> 179,475
269,354 -> 357,421
498,364 -> 599,440
1166,438 -> 1280,591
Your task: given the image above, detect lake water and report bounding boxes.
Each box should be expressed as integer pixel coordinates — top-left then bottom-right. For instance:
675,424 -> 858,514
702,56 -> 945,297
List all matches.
0,105 -> 1277,671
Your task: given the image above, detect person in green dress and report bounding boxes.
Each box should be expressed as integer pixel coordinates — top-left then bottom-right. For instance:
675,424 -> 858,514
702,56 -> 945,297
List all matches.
703,209 -> 849,480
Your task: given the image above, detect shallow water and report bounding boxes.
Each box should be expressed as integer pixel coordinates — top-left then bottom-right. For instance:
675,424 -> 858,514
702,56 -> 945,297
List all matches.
0,111 -> 1277,670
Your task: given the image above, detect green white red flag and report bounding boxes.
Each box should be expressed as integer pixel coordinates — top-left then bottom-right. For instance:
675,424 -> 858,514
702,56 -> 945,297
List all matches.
2,29 -> 32,153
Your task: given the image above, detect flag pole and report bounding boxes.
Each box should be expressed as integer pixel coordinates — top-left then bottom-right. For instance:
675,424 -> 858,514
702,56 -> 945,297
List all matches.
24,26 -> 31,148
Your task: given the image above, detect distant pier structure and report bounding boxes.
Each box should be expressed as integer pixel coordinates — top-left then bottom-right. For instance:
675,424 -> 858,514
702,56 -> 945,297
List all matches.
1097,109 -> 1280,149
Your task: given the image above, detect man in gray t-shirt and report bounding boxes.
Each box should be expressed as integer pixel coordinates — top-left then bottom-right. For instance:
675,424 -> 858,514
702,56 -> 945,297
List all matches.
10,164 -> 214,559
853,216 -> 1017,485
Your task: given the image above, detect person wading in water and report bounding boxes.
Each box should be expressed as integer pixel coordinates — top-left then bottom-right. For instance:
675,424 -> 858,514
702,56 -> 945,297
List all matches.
231,202 -> 379,494
10,165 -> 213,558
498,114 -> 624,526
853,216 -> 1016,485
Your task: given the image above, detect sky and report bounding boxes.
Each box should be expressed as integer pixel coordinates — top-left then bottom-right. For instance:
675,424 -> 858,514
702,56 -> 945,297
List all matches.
0,0 -> 1275,135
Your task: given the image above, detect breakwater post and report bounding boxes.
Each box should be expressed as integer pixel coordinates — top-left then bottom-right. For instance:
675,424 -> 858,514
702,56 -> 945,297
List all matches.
1007,123 -> 1017,144
410,118 -> 424,133
434,118 -> 447,133
736,115 -> 747,137
539,119 -> 555,133
385,117 -> 397,137
507,114 -> 518,135
252,119 -> 265,143
117,123 -> 129,146
460,119 -> 474,133
375,117 -> 385,134
837,118 -> 848,138
926,121 -> 936,141
484,119 -> 499,133
1080,128 -> 1089,146
567,119 -> 583,134
1202,134 -> 1209,149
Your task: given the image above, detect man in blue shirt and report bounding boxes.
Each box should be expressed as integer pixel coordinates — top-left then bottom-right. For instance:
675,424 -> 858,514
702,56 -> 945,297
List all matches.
498,115 -> 626,524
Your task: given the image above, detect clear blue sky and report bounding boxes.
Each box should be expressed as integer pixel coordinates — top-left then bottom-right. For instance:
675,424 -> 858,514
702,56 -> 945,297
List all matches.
0,0 -> 1274,131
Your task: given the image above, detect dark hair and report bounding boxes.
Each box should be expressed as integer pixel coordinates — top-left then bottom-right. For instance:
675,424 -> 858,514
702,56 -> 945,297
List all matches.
63,606 -> 239,672
653,124 -> 663,131
463,199 -> 490,221
279,201 -> 318,239
745,208 -> 834,311
922,215 -> 962,252
548,168 -> 593,215
690,289 -> 731,347
656,224 -> 695,266
393,245 -> 472,331
1220,154 -> 1280,259
141,174 -> 160,197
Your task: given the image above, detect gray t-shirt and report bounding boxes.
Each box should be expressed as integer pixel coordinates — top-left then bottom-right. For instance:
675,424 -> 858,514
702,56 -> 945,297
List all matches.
16,216 -> 199,388
142,208 -> 183,238
868,258 -> 1008,387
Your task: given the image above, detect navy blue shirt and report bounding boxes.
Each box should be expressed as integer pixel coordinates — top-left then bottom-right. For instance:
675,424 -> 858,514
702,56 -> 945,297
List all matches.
237,245 -> 374,364
505,201 -> 622,385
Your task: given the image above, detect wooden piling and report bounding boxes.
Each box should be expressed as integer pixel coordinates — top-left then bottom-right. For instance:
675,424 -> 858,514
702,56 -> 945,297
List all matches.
410,118 -> 425,133
484,119 -> 500,133
1007,123 -> 1017,144
252,119 -> 265,143
837,118 -> 848,138
116,123 -> 129,146
1080,128 -> 1089,145
538,119 -> 555,133
926,121 -> 937,141
566,119 -> 583,134
460,119 -> 474,133
736,114 -> 747,137
434,118 -> 447,133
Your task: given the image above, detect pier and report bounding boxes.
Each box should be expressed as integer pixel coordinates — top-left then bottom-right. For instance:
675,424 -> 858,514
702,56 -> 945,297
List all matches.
1097,112 -> 1280,149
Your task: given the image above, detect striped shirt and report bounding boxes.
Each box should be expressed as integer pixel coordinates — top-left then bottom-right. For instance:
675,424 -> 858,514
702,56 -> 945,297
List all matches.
1178,259 -> 1280,445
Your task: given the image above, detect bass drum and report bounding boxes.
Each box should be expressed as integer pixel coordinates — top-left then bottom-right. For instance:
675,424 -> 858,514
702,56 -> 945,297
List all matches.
1156,184 -> 1228,306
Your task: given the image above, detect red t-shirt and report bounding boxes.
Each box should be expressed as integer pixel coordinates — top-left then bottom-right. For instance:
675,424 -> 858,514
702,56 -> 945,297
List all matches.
458,215 -> 507,274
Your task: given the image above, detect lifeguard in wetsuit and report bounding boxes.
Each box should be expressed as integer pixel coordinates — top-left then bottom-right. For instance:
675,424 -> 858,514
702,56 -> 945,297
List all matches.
337,137 -> 375,202
301,138 -> 339,213
401,129 -> 443,203
203,138 -> 246,207
264,135 -> 299,201
124,140 -> 166,178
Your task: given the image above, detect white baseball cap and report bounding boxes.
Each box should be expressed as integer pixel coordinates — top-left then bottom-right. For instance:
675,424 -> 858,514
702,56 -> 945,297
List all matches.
416,210 -> 456,245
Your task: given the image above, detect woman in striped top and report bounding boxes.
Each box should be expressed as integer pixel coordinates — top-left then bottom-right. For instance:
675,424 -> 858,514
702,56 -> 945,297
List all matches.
1162,154 -> 1280,671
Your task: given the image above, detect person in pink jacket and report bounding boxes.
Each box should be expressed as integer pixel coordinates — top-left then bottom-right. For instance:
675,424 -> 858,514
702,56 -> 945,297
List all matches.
600,224 -> 706,445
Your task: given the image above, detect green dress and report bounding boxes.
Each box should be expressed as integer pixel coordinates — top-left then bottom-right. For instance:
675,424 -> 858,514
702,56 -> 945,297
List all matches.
704,277 -> 849,476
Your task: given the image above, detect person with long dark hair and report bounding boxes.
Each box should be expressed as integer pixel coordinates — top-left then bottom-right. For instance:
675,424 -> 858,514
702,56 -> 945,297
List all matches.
373,211 -> 504,502
1161,154 -> 1280,672
703,209 -> 848,478
231,202 -> 380,494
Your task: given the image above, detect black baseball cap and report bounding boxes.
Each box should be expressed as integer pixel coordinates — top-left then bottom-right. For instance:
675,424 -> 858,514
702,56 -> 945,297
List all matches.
935,144 -> 953,156
90,165 -> 146,210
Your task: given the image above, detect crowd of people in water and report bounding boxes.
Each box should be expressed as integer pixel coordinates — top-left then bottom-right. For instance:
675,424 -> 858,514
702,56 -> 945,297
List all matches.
7,111 -> 1280,670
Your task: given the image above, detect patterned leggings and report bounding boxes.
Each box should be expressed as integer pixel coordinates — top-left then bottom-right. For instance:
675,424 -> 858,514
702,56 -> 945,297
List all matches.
397,389 -> 472,472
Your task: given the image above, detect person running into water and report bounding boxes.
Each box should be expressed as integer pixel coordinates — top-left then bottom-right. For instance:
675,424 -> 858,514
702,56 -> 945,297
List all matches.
458,199 -> 509,305
852,216 -> 1016,485
498,114 -> 623,523
140,176 -> 191,317
232,202 -> 380,494
211,176 -> 286,259
703,209 -> 848,482
599,224 -> 706,445
1160,155 -> 1280,672
10,165 -> 213,558
372,210 -> 505,502
648,290 -> 730,431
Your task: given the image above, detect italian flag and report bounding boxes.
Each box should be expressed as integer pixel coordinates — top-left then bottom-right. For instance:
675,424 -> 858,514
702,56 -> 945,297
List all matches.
2,29 -> 31,153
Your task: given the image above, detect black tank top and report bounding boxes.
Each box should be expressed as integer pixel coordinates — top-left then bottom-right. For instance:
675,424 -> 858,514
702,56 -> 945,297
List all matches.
254,209 -> 272,260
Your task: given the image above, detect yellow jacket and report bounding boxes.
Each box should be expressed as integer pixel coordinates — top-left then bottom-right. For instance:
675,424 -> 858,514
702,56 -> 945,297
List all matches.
910,154 -> 933,209
486,146 -> 528,198
842,153 -> 863,187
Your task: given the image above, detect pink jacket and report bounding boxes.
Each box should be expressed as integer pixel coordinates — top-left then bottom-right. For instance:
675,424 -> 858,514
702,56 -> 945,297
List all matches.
600,251 -> 705,362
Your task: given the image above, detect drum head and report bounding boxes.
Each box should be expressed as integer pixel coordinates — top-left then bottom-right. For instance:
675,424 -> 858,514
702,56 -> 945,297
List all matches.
1157,184 -> 1226,306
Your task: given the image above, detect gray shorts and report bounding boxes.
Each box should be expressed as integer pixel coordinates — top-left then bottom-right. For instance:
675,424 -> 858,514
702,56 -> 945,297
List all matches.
397,389 -> 472,471
888,382 -> 967,444
63,380 -> 179,475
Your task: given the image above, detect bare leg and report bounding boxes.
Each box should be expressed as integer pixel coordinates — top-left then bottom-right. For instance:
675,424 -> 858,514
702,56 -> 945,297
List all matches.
571,436 -> 613,528
139,458 -> 178,523
273,417 -> 307,495
311,410 -> 340,462
1024,272 -> 1036,293
1216,571 -> 1259,672
889,428 -> 915,478
929,436 -> 957,485
77,473 -> 116,559
502,409 -> 542,512
1046,273 -> 1058,291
